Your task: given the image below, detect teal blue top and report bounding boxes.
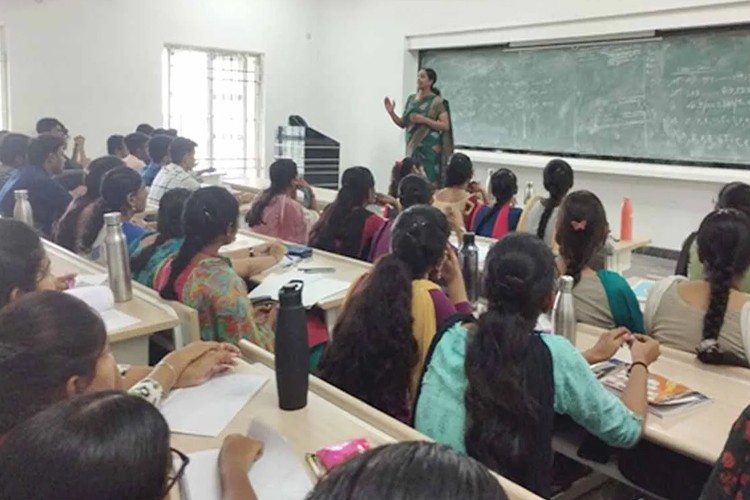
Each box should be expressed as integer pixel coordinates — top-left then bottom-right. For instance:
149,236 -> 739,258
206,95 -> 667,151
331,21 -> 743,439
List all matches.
414,324 -> 643,453
597,269 -> 645,334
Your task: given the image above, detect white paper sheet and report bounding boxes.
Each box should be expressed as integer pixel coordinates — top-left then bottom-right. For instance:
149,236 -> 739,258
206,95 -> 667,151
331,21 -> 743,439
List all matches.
180,421 -> 312,500
100,309 -> 142,332
160,374 -> 268,437
65,285 -> 115,313
249,271 -> 350,308
74,273 -> 109,287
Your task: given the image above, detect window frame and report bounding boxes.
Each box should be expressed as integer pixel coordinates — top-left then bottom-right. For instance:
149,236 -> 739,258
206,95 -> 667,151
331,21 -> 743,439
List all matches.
0,26 -> 9,130
162,44 -> 264,176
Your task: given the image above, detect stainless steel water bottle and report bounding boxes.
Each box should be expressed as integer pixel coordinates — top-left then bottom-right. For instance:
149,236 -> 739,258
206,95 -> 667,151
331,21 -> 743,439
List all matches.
103,212 -> 133,302
275,280 -> 309,411
13,190 -> 34,227
459,232 -> 480,306
552,275 -> 576,344
523,182 -> 535,204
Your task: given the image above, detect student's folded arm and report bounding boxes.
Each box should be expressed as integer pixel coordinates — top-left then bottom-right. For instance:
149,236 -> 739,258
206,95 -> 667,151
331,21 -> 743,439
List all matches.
544,335 -> 643,448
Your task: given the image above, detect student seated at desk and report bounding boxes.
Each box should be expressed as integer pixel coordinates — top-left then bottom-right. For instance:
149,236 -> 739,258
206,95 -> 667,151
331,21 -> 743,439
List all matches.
0,133 -> 30,189
0,392 -> 264,500
415,233 -> 660,497
123,132 -> 149,172
518,159 -> 574,248
647,209 -> 750,367
156,187 -> 281,348
309,166 -> 385,261
0,291 -> 238,436
0,134 -> 77,238
555,190 -> 644,333
141,134 -> 174,188
384,157 -> 426,219
701,405 -> 750,499
130,188 -> 191,288
433,153 -> 487,234
307,441 -> 507,500
318,205 -> 471,422
55,156 -> 124,253
370,174 -> 433,262
76,166 -> 147,263
471,168 -> 522,239
147,137 -> 200,206
245,159 -> 319,244
677,182 -> 750,294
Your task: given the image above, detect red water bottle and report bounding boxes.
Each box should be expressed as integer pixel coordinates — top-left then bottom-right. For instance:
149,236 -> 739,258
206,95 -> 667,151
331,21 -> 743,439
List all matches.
620,197 -> 633,241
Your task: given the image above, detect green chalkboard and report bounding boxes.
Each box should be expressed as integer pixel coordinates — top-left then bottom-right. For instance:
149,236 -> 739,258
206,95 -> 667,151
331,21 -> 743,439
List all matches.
421,29 -> 750,167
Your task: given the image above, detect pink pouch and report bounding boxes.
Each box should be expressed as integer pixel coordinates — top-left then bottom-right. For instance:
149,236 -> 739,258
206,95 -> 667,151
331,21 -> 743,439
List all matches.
315,438 -> 371,471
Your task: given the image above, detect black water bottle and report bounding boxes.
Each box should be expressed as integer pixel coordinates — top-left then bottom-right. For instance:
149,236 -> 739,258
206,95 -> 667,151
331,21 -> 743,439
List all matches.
275,280 -> 309,411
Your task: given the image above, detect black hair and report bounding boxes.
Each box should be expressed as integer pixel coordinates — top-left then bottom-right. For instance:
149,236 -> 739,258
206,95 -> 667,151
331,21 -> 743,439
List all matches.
388,157 -> 421,198
55,156 -> 125,252
696,209 -> 750,365
136,123 -> 155,136
0,220 -> 46,309
80,167 -> 144,253
160,187 -> 239,300
716,182 -> 750,217
476,169 -> 518,234
0,291 -> 107,435
106,134 -> 126,156
537,159 -> 574,240
153,128 -> 168,136
309,166 -> 375,259
422,67 -> 441,96
318,206 -> 450,418
124,132 -> 150,156
464,233 -> 556,485
166,129 -> 178,137
306,441 -> 507,500
131,188 -> 190,275
169,137 -> 197,165
147,135 -> 174,165
27,134 -> 66,168
555,190 -> 608,284
245,159 -> 298,227
444,153 -> 473,187
0,133 -> 30,166
0,391 -> 171,500
398,174 -> 432,209
35,118 -> 64,135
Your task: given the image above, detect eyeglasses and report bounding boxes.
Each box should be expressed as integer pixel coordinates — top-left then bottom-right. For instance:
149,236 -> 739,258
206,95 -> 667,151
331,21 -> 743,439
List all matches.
164,447 -> 190,495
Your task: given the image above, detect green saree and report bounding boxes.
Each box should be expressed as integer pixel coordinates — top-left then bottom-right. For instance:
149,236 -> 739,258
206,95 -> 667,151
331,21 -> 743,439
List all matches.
403,93 -> 454,184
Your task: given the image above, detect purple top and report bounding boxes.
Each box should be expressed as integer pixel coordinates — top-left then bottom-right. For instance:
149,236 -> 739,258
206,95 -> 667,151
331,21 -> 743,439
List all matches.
429,289 -> 473,326
369,220 -> 393,262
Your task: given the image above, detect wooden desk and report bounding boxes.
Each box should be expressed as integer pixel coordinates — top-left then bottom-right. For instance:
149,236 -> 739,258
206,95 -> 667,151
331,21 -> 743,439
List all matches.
44,240 -> 180,365
606,238 -> 651,274
235,342 -> 541,500
576,324 -> 750,464
223,230 -> 372,330
223,176 -> 338,210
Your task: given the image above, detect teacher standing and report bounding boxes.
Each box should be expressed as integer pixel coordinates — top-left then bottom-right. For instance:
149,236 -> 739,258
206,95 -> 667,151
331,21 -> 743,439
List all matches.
384,68 -> 454,186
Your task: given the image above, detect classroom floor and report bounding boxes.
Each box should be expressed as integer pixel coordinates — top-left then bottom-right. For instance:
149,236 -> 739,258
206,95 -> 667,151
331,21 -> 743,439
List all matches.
561,253 -> 677,500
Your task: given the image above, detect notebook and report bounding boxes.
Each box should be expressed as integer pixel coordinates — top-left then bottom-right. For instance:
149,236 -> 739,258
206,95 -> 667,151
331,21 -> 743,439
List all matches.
160,373 -> 268,437
65,284 -> 141,332
180,420 -> 312,500
248,271 -> 350,308
631,279 -> 655,302
593,359 -> 711,418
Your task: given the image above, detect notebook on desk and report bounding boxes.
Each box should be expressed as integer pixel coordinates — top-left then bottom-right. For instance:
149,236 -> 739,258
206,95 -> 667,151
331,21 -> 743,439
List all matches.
248,271 -> 350,308
180,420 -> 312,500
65,283 -> 141,332
593,359 -> 711,418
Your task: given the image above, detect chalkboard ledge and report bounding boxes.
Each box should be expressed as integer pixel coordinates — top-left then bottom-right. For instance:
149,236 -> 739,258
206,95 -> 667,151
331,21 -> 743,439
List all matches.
459,149 -> 750,185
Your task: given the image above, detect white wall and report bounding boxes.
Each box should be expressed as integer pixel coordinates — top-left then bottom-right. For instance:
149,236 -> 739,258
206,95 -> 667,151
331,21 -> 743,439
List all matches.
0,0 -> 321,166
312,0 -> 750,249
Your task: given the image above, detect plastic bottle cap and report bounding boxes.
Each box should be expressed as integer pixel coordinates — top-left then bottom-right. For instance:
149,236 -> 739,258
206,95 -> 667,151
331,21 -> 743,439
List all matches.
103,212 -> 121,225
462,232 -> 476,245
279,280 -> 304,306
13,190 -> 28,198
559,275 -> 575,292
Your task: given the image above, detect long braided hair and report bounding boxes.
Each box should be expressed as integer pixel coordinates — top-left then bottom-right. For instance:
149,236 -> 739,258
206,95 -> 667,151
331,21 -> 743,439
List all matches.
696,209 -> 750,365
537,159 -> 573,240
